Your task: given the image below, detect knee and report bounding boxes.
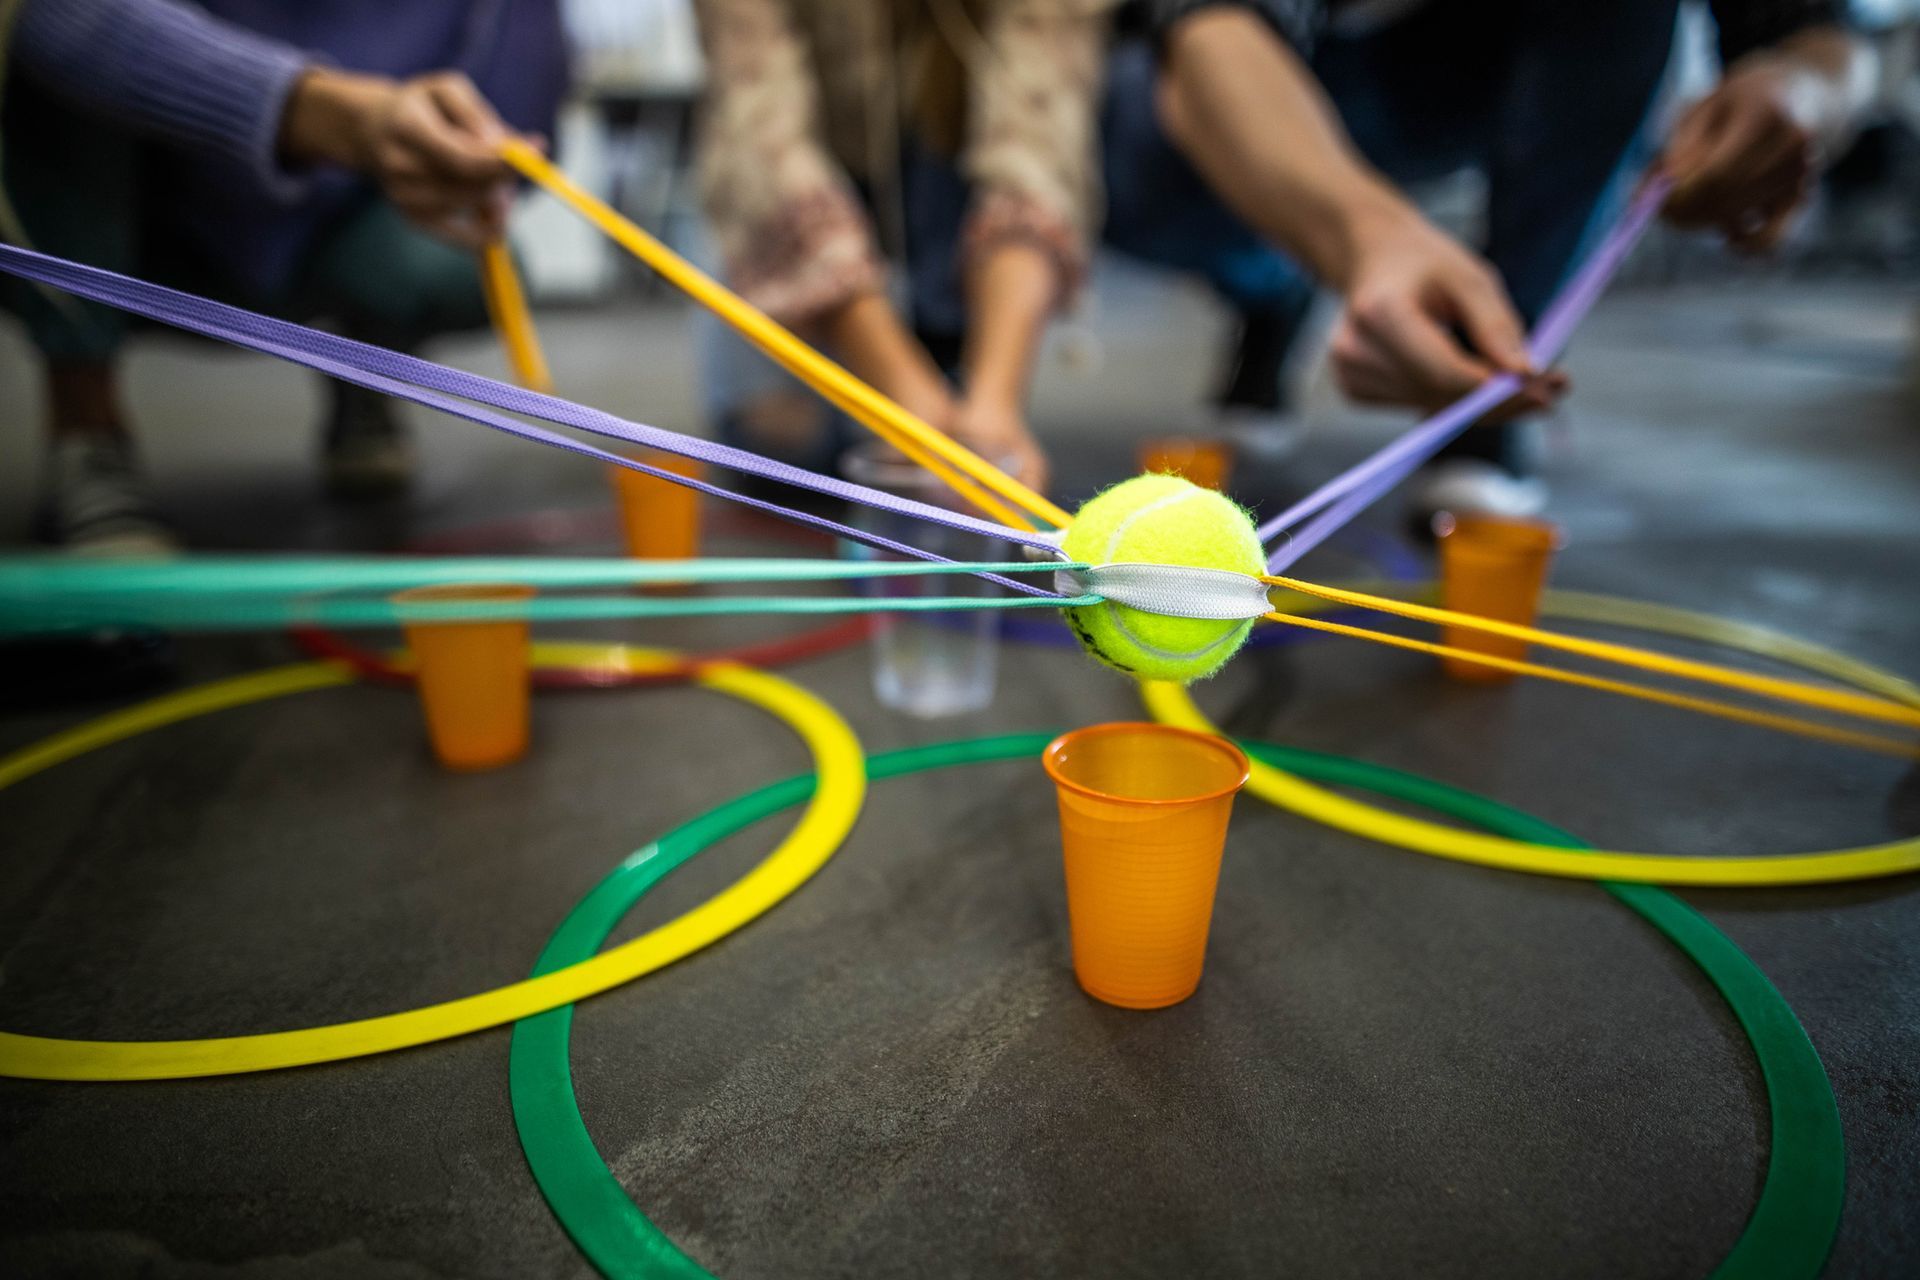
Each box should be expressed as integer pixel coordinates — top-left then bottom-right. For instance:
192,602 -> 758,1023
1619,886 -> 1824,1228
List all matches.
322,212 -> 489,344
371,236 -> 489,338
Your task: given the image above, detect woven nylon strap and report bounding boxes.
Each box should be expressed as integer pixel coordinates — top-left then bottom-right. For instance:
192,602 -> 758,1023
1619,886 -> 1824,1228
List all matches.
1056,564 -> 1272,620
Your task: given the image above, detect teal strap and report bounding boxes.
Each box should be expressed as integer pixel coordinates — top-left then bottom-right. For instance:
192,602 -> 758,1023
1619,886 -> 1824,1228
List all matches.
0,555 -> 1098,631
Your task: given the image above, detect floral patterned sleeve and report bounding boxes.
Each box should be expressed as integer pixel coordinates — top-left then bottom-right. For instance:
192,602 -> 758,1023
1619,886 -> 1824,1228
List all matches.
961,0 -> 1114,308
692,0 -> 886,326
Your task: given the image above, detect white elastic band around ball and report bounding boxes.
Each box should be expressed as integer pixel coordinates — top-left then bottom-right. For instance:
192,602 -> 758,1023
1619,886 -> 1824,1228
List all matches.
1055,563 -> 1273,621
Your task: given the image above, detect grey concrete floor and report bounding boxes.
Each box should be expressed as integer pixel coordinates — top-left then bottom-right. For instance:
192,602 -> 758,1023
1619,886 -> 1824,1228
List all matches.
0,267 -> 1917,1279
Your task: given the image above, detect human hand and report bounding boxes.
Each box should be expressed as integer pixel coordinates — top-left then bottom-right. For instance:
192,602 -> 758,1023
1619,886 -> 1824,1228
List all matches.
948,396 -> 1050,496
1328,205 -> 1566,418
283,68 -> 535,248
1660,54 -> 1829,254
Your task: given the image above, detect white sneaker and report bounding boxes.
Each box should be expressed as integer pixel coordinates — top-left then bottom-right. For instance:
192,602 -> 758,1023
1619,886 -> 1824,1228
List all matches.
1215,406 -> 1305,462
1406,458 -> 1547,535
39,436 -> 180,556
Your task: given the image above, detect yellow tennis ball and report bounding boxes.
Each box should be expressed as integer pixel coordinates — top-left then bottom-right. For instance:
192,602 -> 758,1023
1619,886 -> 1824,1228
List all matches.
1060,473 -> 1266,683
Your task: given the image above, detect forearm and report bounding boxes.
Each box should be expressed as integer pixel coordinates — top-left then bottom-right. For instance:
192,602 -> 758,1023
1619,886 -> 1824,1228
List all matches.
824,292 -> 953,421
961,241 -> 1057,409
1159,8 -> 1412,291
13,0 -> 308,191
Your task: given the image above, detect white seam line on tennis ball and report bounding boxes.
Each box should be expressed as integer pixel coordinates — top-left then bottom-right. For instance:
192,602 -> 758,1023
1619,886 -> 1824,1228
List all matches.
1106,608 -> 1252,663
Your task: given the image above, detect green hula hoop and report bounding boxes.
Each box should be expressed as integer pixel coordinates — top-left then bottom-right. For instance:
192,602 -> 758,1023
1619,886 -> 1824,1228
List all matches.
509,735 -> 1843,1280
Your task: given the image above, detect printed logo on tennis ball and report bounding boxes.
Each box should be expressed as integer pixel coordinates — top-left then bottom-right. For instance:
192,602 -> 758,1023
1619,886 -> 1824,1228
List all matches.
1061,474 -> 1265,683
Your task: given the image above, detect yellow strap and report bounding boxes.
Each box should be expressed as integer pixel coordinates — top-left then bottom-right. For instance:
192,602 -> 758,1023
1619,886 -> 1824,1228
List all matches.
498,140 -> 1068,532
479,241 -> 554,394
1541,589 -> 1920,706
1143,673 -> 1920,886
1264,573 -> 1920,732
1258,609 -> 1919,760
0,644 -> 866,1080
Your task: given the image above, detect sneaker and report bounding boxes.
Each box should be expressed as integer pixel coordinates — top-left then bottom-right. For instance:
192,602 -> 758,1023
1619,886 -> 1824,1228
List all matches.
1215,405 -> 1305,463
1405,457 -> 1548,541
323,384 -> 413,499
38,435 -> 180,556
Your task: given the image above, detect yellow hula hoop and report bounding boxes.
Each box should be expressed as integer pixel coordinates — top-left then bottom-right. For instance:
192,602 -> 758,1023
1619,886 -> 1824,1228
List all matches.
1147,589 -> 1920,886
0,645 -> 866,1081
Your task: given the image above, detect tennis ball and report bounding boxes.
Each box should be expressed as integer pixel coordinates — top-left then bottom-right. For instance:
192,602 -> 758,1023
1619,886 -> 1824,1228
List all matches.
1060,473 -> 1266,683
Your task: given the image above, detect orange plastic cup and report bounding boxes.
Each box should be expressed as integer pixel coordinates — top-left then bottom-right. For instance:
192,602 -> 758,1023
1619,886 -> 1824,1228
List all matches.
1434,513 -> 1563,683
1043,722 -> 1250,1009
608,452 -> 703,577
1138,436 -> 1233,491
395,583 -> 535,770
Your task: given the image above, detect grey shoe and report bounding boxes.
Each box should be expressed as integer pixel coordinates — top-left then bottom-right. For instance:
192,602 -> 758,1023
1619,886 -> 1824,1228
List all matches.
1215,405 -> 1305,463
323,384 -> 414,499
38,435 -> 180,556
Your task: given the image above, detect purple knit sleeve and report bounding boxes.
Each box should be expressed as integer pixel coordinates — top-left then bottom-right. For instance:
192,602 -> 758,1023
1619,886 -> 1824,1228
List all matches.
12,0 -> 314,201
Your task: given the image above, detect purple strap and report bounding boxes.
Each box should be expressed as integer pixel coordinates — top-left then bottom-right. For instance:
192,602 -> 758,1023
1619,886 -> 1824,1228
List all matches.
1259,179 -> 1669,572
0,245 -> 1062,597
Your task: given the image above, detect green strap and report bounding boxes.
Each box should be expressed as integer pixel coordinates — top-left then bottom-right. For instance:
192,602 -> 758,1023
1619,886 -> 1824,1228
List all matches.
4,591 -> 1095,632
0,556 -> 1098,632
0,555 -> 1081,593
510,734 -> 1843,1280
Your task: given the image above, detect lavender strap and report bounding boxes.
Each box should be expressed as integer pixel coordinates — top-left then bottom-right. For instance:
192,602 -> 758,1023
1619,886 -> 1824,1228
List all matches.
1258,179 -> 1669,572
0,245 -> 1062,597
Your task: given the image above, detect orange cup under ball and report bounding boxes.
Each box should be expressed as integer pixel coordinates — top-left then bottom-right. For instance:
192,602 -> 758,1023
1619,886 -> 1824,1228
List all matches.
1043,722 -> 1249,1009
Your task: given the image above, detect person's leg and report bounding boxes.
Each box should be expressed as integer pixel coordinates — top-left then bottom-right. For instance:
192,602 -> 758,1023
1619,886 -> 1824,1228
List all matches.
1100,39 -> 1318,441
1481,0 -> 1678,319
1,80 -> 176,550
285,196 -> 492,496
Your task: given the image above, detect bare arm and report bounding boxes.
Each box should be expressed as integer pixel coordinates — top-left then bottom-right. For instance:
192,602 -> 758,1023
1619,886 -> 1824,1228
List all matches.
950,240 -> 1057,490
824,293 -> 956,428
693,0 -> 953,421
1158,8 -> 1554,416
1157,7 -> 1399,291
941,0 -> 1112,491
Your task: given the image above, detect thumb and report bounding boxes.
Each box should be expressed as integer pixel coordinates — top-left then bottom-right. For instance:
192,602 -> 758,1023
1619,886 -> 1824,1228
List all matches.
1448,270 -> 1533,375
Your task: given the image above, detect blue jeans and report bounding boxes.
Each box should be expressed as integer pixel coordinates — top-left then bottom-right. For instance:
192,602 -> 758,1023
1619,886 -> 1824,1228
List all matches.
1101,0 -> 1679,461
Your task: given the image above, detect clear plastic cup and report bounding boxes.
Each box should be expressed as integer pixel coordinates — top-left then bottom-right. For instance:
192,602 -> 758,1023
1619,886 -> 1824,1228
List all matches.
1434,513 -> 1563,683
608,452 -> 703,581
394,583 -> 534,770
1043,722 -> 1250,1009
1138,436 -> 1233,492
841,444 -> 1003,718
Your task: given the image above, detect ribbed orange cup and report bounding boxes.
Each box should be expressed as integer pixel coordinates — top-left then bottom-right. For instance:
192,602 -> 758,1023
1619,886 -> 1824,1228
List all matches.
1435,514 -> 1562,683
1043,723 -> 1250,1009
1138,436 -> 1233,491
395,583 -> 534,770
608,452 -> 703,578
